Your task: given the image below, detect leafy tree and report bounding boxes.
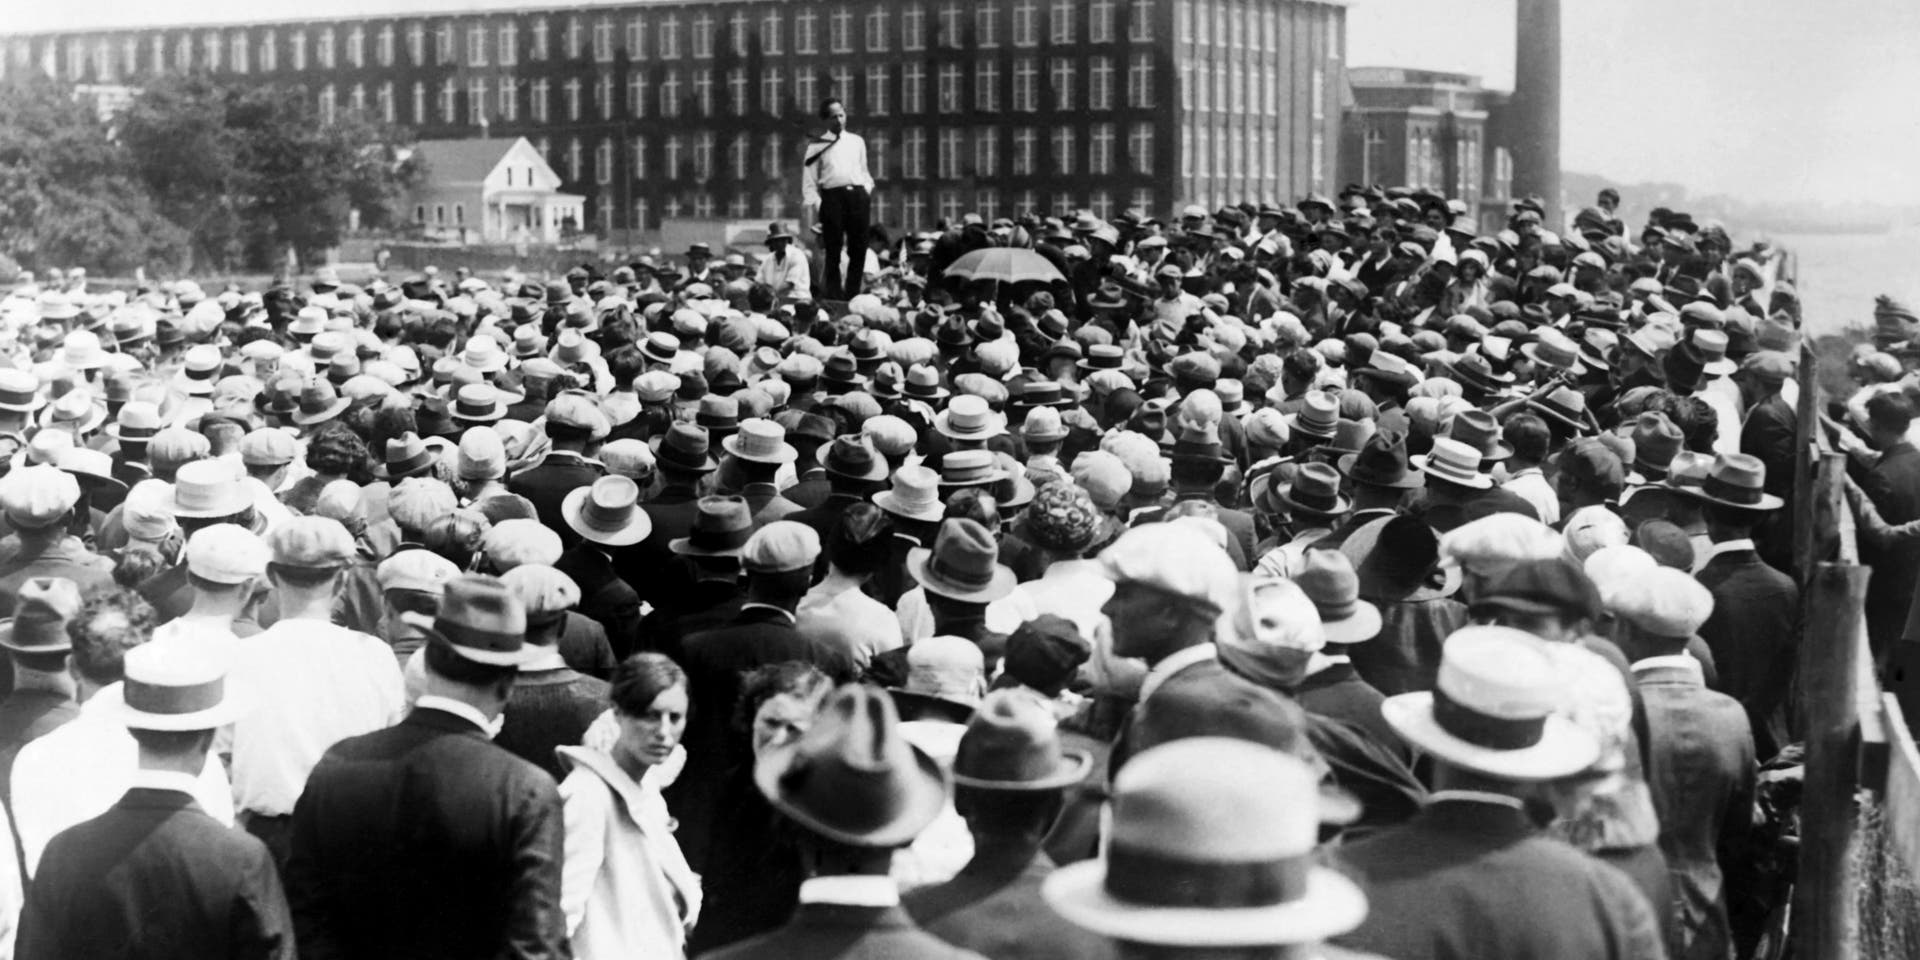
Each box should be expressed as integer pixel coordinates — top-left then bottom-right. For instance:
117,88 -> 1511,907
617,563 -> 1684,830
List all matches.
119,75 -> 418,271
0,78 -> 188,274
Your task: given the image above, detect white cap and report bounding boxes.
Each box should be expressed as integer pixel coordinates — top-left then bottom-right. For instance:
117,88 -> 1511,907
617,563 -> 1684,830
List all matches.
185,524 -> 270,585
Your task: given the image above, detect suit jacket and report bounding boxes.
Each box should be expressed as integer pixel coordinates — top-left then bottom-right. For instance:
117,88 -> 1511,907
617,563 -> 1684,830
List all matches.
1636,659 -> 1755,960
620,486 -> 705,610
0,686 -> 78,808
1740,394 -> 1796,501
1694,546 -> 1797,753
508,452 -> 607,540
0,539 -> 116,616
1855,440 -> 1920,652
784,468 -> 833,511
285,707 -> 568,960
555,544 -> 643,660
670,607 -> 856,872
18,788 -> 294,960
741,482 -> 805,528
1347,590 -> 1470,697
1332,798 -> 1665,960
903,846 -> 1117,960
1297,660 -> 1402,758
705,901 -> 989,960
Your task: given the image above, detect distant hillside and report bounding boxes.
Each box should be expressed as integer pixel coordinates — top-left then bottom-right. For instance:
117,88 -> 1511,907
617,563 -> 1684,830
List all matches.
1562,171 -> 1913,238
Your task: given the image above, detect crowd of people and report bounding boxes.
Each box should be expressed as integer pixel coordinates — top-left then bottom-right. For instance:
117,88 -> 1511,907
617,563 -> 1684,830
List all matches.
0,171 -> 1913,960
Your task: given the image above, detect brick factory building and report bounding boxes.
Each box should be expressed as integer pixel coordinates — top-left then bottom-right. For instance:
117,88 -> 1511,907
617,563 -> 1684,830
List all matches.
3,0 -> 1349,238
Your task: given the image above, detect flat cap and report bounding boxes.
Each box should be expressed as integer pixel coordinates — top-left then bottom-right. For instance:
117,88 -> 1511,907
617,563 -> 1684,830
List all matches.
1098,522 -> 1239,616
500,563 -> 583,618
1610,566 -> 1715,639
483,518 -> 564,571
185,524 -> 270,584
377,549 -> 461,595
743,520 -> 821,573
267,516 -> 356,569
239,428 -> 298,468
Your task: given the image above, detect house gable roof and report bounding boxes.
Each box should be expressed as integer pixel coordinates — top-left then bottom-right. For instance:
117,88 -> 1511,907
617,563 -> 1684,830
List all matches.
411,137 -> 522,186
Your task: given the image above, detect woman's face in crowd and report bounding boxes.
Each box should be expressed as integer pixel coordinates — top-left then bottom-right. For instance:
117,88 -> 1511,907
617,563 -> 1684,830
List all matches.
616,683 -> 689,770
752,691 -> 822,758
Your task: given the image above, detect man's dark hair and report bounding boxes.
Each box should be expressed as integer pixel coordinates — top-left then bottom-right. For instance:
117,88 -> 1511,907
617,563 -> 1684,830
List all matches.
69,589 -> 156,687
825,503 -> 893,577
307,422 -> 370,476
1868,391 -> 1915,434
818,96 -> 844,119
130,728 -> 214,755
943,489 -> 1000,530
1503,413 -> 1551,464
1282,350 -> 1320,385
607,345 -> 645,388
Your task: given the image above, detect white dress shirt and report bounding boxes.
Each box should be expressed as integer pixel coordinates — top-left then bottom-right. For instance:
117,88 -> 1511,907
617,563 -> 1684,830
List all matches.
895,586 -> 1037,645
1501,466 -> 1561,526
796,575 -> 903,669
221,618 -> 406,816
11,689 -> 235,876
800,131 -> 874,208
797,875 -> 899,908
756,246 -> 812,301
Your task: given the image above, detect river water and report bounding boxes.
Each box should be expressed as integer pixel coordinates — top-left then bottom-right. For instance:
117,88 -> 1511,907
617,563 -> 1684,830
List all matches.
1773,227 -> 1920,339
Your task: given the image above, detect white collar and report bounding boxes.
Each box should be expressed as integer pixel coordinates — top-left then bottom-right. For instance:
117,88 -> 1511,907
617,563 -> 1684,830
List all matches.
1140,643 -> 1217,703
518,647 -> 570,671
415,695 -> 498,735
1631,654 -> 1704,680
128,768 -> 203,796
1304,652 -> 1350,676
1702,538 -> 1755,563
1429,789 -> 1527,810
797,875 -> 900,908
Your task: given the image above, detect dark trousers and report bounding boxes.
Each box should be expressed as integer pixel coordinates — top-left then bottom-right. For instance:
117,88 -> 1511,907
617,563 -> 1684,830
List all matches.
818,185 -> 870,300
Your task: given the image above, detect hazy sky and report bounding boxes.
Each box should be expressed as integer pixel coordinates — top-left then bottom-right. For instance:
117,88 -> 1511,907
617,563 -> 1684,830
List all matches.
12,0 -> 1919,205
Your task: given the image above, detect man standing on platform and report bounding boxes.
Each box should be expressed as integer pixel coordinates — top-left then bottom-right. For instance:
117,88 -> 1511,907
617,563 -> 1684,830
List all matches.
802,97 -> 874,301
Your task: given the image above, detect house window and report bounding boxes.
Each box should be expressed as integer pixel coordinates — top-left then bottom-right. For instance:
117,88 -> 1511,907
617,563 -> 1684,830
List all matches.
316,28 -> 334,68
1013,127 -> 1036,175
795,8 -> 818,54
405,24 -> 422,65
531,18 -> 548,59
693,133 -> 714,182
793,68 -> 815,114
594,18 -> 613,62
1090,190 -> 1111,220
1090,122 -> 1115,175
728,195 -> 750,220
1090,0 -> 1116,42
627,16 -> 648,59
1090,56 -> 1114,110
761,10 -> 784,55
901,4 -> 925,50
596,139 -> 613,184
976,61 -> 999,112
230,33 -> 248,73
1128,52 -> 1153,107
498,78 -> 516,121
729,11 -> 750,56
531,78 -> 549,121
1050,58 -> 1076,110
728,68 -> 748,116
439,79 -> 456,122
938,3 -> 963,49
1311,130 -> 1325,187
468,25 -> 487,66
1131,188 -> 1153,215
376,82 -> 393,122
1129,122 -> 1154,174
694,193 -> 714,218
260,30 -> 277,71
904,192 -> 927,231
628,73 -> 649,117
974,127 -> 1000,177
903,128 -> 927,179
830,7 -> 852,53
866,65 -> 890,116
1017,189 -> 1038,217
762,190 -> 785,220
1014,0 -> 1038,46
692,12 -> 714,58
1194,61 -> 1209,111
632,136 -> 649,179
762,70 -> 785,116
414,204 -> 426,223
565,78 -> 582,120
762,133 -> 784,177
468,79 -> 486,124
1129,0 -> 1154,41
938,63 -> 961,112
412,82 -> 425,123
1012,59 -> 1038,112
1051,126 -> 1076,174
204,32 -> 221,72
598,73 -> 614,119
566,139 -> 582,181
694,69 -> 713,116
976,189 -> 1000,223
661,71 -> 682,117
937,128 -> 961,179
976,2 -> 1000,48
435,23 -> 452,64
938,190 -> 963,225
1051,0 -> 1076,44
434,204 -> 445,224
902,62 -> 925,113
665,136 -> 684,179
870,133 -> 890,180
1311,67 -> 1325,120
318,84 -> 336,123
455,204 -> 465,226
598,195 -> 614,231
729,134 -> 750,179
873,190 -> 891,227
634,199 -> 651,231
499,22 -> 517,65
831,65 -> 853,99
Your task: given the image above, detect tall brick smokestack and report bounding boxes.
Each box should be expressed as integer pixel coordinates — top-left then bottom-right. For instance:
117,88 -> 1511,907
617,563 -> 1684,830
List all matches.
1510,0 -> 1562,229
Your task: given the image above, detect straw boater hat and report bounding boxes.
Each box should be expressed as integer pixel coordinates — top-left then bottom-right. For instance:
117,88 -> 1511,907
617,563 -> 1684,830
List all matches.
1381,625 -> 1600,781
562,476 -> 653,547
1411,437 -> 1493,490
875,465 -> 946,523
1043,738 -> 1368,948
94,642 -> 248,732
755,684 -> 949,848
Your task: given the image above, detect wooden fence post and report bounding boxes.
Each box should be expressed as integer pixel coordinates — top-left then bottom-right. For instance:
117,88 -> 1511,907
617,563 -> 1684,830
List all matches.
1794,562 -> 1872,960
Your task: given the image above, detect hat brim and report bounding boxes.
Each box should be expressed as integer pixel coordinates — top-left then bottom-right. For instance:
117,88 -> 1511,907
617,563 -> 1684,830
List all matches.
1382,692 -> 1601,781
721,434 -> 799,465
906,547 -> 1017,604
1042,860 -> 1368,948
1702,359 -> 1737,377
1519,344 -> 1587,376
410,620 -> 547,667
1320,602 -> 1383,645
1335,454 -> 1426,489
821,451 -> 891,483
1275,487 -> 1352,520
449,406 -> 508,424
1022,427 -> 1070,444
290,398 -> 352,426
933,418 -> 1005,442
41,403 -> 109,435
170,494 -> 256,519
951,749 -> 1094,792
1409,455 -> 1494,490
561,487 -> 653,546
667,537 -> 748,558
0,396 -> 47,414
753,734 -> 950,848
1280,414 -> 1338,441
1671,485 -> 1785,512
874,491 -> 946,524
92,682 -> 248,732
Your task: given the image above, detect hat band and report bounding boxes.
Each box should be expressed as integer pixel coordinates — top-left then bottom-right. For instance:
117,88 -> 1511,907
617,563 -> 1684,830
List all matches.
435,619 -> 524,656
1433,687 -> 1546,750
929,550 -> 997,591
185,366 -> 216,381
697,414 -> 738,428
943,468 -> 995,486
1702,474 -> 1763,506
905,384 -> 943,398
690,527 -> 751,551
1105,842 -> 1309,909
388,449 -> 435,475
117,424 -> 159,440
455,398 -> 497,417
125,675 -> 225,717
1088,357 -> 1123,369
660,446 -> 711,470
1313,596 -> 1360,622
0,388 -> 38,407
1290,486 -> 1340,512
583,500 -> 635,529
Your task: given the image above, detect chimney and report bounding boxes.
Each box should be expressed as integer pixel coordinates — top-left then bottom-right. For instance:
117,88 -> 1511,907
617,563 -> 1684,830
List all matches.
1510,0 -> 1563,229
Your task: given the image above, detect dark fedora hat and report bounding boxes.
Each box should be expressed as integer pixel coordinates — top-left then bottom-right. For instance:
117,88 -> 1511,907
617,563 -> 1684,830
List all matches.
0,577 -> 80,654
1444,409 -> 1514,462
376,432 -> 440,480
821,435 -> 889,482
1168,423 -> 1232,465
951,689 -> 1093,791
653,423 -> 720,474
411,574 -> 541,667
1273,461 -> 1351,520
755,684 -> 949,848
1674,452 -> 1784,512
1525,385 -> 1591,434
907,518 -> 1017,603
1444,352 -> 1514,394
667,495 -> 754,556
1337,429 -> 1425,490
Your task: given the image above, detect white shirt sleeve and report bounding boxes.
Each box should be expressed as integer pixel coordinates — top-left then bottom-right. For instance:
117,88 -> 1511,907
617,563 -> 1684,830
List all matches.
557,770 -> 609,937
801,138 -> 824,209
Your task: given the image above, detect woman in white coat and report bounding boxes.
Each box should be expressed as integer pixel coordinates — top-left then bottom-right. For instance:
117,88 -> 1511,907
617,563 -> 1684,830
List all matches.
557,653 -> 701,959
